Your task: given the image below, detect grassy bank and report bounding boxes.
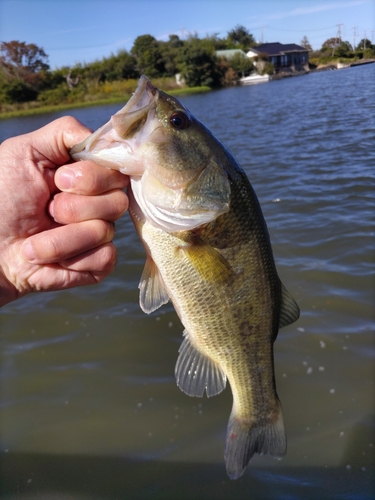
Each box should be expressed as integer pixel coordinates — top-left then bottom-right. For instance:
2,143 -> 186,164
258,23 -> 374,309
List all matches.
0,85 -> 211,120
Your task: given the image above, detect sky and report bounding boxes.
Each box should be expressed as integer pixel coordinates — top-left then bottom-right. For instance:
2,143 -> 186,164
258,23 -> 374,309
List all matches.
0,0 -> 374,69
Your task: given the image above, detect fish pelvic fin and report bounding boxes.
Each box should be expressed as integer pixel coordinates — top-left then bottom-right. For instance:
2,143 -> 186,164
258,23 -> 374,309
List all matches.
225,402 -> 286,480
279,282 -> 300,329
139,256 -> 170,314
175,330 -> 227,397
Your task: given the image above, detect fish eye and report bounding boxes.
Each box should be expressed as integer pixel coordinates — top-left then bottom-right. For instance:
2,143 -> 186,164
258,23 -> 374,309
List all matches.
170,111 -> 191,130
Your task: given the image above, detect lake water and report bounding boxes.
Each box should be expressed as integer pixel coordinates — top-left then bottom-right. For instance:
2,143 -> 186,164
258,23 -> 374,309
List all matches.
0,64 -> 374,499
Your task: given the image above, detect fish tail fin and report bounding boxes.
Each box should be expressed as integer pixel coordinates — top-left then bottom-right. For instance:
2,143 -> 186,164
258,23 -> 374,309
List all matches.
224,402 -> 286,480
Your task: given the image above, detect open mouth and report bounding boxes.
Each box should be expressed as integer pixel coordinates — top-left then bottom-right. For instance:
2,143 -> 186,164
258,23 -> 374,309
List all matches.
69,76 -> 159,172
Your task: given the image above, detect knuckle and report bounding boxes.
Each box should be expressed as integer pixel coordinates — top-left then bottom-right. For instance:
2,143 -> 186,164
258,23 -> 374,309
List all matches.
105,190 -> 129,220
100,243 -> 117,273
90,219 -> 115,244
53,193 -> 79,223
58,115 -> 81,128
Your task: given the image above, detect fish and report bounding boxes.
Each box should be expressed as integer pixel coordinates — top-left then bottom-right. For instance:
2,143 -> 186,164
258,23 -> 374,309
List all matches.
70,75 -> 300,479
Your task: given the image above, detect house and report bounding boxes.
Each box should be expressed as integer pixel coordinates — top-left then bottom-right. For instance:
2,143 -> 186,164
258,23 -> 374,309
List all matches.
216,49 -> 247,59
246,43 -> 309,74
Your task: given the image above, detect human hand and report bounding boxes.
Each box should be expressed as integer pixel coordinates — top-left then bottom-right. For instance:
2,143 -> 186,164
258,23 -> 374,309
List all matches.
0,116 -> 129,307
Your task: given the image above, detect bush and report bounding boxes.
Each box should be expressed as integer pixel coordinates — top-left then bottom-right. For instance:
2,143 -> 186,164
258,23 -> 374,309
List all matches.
363,48 -> 375,59
176,38 -> 221,87
37,84 -> 70,105
263,62 -> 274,75
0,80 -> 38,103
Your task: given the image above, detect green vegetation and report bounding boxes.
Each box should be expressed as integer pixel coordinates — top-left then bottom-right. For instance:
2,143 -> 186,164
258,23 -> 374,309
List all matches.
0,84 -> 210,120
302,36 -> 375,69
1,29 -> 374,119
0,26 -> 256,118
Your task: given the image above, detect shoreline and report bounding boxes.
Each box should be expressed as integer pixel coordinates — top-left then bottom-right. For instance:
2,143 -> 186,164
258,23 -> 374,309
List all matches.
0,86 -> 211,121
2,59 -> 373,121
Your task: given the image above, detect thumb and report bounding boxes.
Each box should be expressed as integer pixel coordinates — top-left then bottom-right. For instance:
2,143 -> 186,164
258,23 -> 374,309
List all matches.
26,116 -> 92,167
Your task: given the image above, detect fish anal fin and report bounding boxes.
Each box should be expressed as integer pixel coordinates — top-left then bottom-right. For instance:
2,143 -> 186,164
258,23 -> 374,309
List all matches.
225,401 -> 286,480
279,282 -> 300,329
179,236 -> 232,284
175,330 -> 227,398
139,256 -> 169,314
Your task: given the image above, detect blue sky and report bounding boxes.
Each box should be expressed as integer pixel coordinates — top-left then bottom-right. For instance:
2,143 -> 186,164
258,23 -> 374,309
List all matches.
1,0 -> 374,69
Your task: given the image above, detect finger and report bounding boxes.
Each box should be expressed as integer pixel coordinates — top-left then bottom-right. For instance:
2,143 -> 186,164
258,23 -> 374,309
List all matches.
55,161 -> 129,195
50,189 -> 128,224
21,220 -> 115,264
26,116 -> 93,167
26,265 -> 105,292
59,242 -> 117,278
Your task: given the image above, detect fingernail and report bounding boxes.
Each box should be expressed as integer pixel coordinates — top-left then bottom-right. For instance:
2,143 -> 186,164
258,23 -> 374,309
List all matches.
57,168 -> 74,189
22,241 -> 36,262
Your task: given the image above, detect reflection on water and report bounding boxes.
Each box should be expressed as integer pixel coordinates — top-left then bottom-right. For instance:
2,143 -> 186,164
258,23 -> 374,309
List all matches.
1,64 -> 374,499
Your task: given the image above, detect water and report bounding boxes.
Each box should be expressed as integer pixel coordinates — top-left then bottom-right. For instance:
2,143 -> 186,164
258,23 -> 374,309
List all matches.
0,64 -> 374,499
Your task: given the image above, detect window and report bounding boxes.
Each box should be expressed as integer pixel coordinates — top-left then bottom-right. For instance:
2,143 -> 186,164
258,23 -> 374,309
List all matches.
281,55 -> 289,66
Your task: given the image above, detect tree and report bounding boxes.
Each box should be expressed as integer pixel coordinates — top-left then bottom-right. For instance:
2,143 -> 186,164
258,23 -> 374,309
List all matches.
0,79 -> 38,103
131,35 -> 165,77
321,37 -> 341,51
176,36 -> 221,87
0,40 -> 49,102
229,52 -> 254,75
203,33 -> 228,50
227,25 -> 255,51
0,41 -> 49,80
159,35 -> 184,76
335,40 -> 353,57
300,36 -> 312,51
115,50 -> 139,80
356,38 -> 372,51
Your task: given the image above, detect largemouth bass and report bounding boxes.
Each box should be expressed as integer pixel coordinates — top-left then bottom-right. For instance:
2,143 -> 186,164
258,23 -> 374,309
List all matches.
70,75 -> 300,479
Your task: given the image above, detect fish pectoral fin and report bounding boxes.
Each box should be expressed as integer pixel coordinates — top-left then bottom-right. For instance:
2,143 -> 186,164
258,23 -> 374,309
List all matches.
139,256 -> 170,314
175,330 -> 227,398
279,282 -> 300,329
179,238 -> 233,284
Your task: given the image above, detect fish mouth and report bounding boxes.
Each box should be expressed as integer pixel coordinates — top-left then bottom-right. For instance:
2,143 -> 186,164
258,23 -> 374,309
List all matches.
120,75 -> 157,116
70,76 -> 160,171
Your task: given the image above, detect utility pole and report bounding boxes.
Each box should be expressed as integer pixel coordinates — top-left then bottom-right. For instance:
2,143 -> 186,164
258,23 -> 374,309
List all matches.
352,26 -> 357,50
363,30 -> 367,49
332,23 -> 343,56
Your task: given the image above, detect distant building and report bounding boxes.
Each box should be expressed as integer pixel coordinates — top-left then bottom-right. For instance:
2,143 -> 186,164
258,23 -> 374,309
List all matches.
247,43 -> 309,73
216,49 -> 247,59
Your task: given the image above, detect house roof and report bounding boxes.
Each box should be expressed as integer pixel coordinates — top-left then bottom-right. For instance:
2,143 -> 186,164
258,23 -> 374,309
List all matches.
249,43 -> 307,56
216,49 -> 247,59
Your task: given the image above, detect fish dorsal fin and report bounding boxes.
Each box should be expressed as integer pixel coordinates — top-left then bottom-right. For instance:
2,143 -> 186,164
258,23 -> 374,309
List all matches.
175,330 -> 227,397
279,282 -> 300,329
139,256 -> 170,314
180,237 -> 233,284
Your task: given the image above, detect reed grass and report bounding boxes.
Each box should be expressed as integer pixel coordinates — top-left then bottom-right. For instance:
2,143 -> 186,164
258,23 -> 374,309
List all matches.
0,84 -> 211,120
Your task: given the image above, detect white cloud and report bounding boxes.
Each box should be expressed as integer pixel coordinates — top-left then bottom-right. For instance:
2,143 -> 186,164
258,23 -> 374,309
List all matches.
269,0 -> 369,20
